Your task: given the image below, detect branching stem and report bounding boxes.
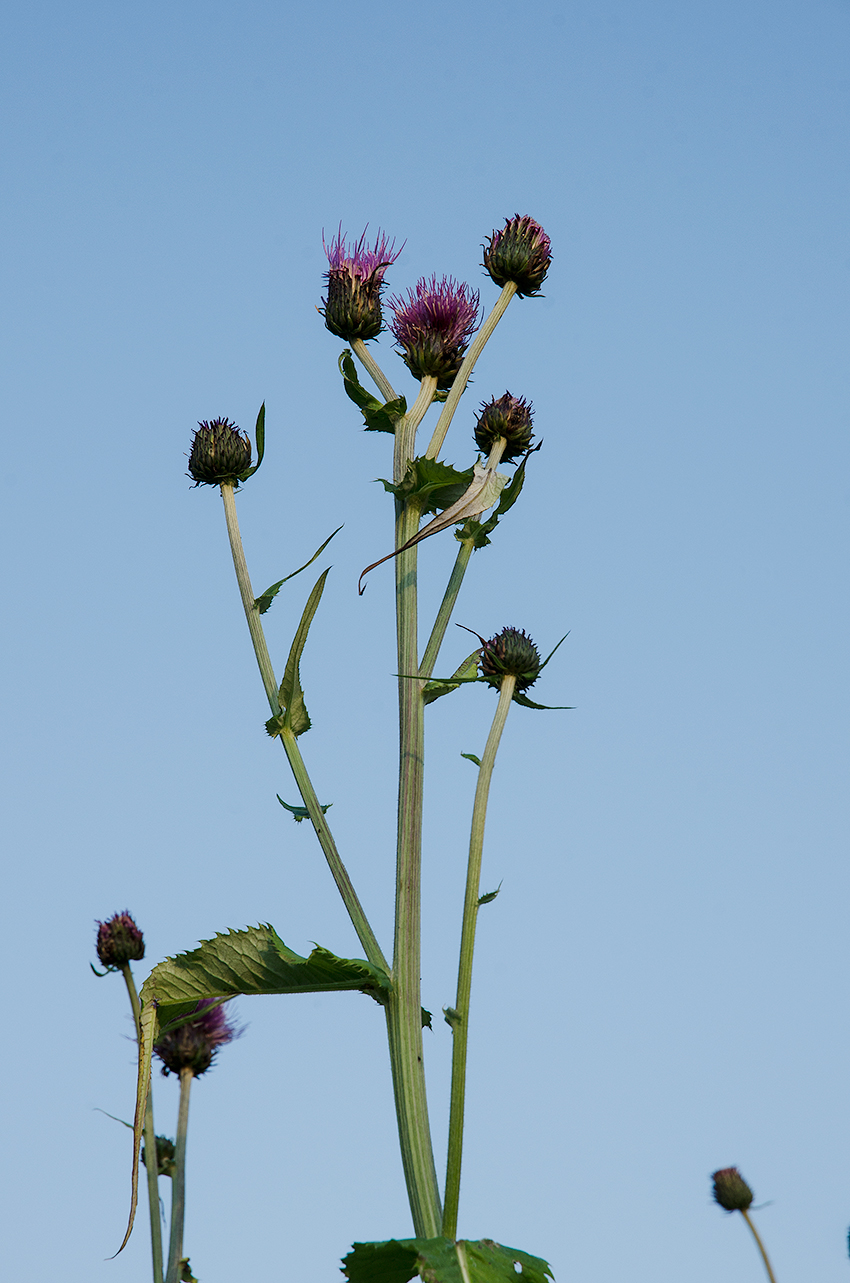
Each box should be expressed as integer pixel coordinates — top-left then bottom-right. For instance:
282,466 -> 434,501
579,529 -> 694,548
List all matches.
442,674 -> 516,1238
121,965 -> 164,1283
351,338 -> 398,403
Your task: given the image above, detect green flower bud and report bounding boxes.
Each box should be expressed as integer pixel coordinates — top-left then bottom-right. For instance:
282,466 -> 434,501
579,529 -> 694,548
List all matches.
188,419 -> 252,487
474,392 -> 535,462
712,1167 -> 754,1212
483,215 -> 552,297
480,626 -> 542,692
95,911 -> 145,970
142,1134 -> 176,1179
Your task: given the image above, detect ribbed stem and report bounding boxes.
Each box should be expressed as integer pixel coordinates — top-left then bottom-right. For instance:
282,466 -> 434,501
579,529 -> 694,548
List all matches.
741,1210 -> 779,1283
443,674 -> 516,1238
419,538 -> 474,682
164,1068 -> 193,1283
121,965 -> 164,1283
386,375 -> 443,1236
425,283 -> 517,461
351,338 -> 398,403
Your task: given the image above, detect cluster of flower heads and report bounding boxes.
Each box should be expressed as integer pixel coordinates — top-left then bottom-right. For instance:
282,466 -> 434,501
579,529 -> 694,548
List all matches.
95,911 -> 145,970
154,998 -> 240,1078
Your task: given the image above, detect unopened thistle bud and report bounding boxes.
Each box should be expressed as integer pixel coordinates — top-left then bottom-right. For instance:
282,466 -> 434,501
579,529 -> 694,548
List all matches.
474,392 -> 535,461
480,626 -> 542,692
712,1167 -> 754,1212
483,214 -> 552,297
142,1134 -> 176,1179
95,911 -> 145,970
188,419 -> 252,487
320,226 -> 400,342
388,275 -> 480,388
154,999 -> 239,1078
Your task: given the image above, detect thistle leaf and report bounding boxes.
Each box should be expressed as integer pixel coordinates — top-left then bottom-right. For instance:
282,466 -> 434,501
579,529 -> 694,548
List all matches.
457,443 -> 540,549
381,457 -> 476,515
276,568 -> 330,735
423,651 -> 481,706
237,402 -> 266,481
342,1238 -> 554,1283
254,526 -> 343,614
276,794 -> 332,823
461,752 -> 481,767
478,882 -> 502,906
339,350 -> 406,433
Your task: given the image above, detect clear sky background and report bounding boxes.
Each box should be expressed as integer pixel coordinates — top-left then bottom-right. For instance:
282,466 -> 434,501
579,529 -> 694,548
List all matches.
1,1 -> 848,1279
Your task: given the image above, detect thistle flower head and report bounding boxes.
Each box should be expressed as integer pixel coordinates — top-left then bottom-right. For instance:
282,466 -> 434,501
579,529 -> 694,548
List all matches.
483,214 -> 552,297
474,392 -> 535,462
320,225 -> 401,341
142,1134 -> 176,1179
388,275 -> 480,387
711,1167 -> 754,1213
479,626 -> 542,692
188,419 -> 252,487
95,911 -> 145,970
154,999 -> 240,1078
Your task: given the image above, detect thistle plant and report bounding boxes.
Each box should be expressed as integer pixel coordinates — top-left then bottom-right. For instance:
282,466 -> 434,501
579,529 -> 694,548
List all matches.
711,1167 -> 779,1282
99,214 -> 574,1282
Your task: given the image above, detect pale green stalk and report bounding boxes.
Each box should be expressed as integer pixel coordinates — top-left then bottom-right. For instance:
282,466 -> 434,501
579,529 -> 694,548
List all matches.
443,674 -> 516,1238
741,1210 -> 779,1283
351,337 -> 398,403
121,964 -> 164,1283
164,1067 -> 193,1283
385,375 -> 443,1236
218,482 -> 387,973
425,283 -> 517,461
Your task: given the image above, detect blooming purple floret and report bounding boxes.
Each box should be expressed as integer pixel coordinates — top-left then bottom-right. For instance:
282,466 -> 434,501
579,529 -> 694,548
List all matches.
154,999 -> 240,1078
483,214 -> 552,297
321,225 -> 401,341
95,911 -> 145,969
388,275 -> 480,387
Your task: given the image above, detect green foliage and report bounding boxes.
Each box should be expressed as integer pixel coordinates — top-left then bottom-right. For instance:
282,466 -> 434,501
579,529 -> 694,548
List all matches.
342,1238 -> 554,1283
266,568 -> 329,737
254,526 -> 342,614
339,350 -> 407,433
460,752 -> 481,767
456,444 -> 538,548
381,457 -> 475,516
423,651 -> 481,706
478,882 -> 502,906
277,794 -> 332,823
237,402 -> 266,482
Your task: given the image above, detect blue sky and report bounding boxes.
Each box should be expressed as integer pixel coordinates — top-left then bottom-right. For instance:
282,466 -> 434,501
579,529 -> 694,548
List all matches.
1,1 -> 848,1279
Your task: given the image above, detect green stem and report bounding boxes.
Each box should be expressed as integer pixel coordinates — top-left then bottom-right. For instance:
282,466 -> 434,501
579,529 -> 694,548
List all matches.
419,537 -> 474,682
425,283 -> 517,461
741,1210 -> 779,1283
121,965 -> 164,1283
165,1068 -> 193,1283
385,375 -> 443,1236
442,674 -> 516,1238
218,482 -> 386,972
351,337 -> 398,404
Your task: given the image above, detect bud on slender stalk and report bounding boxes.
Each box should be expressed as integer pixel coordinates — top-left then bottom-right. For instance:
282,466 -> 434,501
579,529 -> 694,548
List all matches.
483,214 -> 552,297
712,1167 -> 755,1212
388,275 -> 480,388
320,226 -> 401,342
188,419 -> 252,487
474,393 -> 535,461
480,627 -> 542,692
95,911 -> 145,970
154,999 -> 240,1078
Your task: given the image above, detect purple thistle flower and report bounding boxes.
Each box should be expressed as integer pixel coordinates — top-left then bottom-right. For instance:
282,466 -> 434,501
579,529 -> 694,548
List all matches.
388,275 -> 480,388
95,911 -> 145,969
154,999 -> 241,1079
483,214 -> 552,297
320,225 -> 401,342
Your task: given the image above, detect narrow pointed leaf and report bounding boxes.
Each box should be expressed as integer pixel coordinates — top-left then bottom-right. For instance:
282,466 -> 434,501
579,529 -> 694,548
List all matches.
115,998 -> 156,1257
254,526 -> 343,614
423,651 -> 480,706
342,1238 -> 554,1283
277,794 -> 332,823
461,752 -> 481,767
511,692 -> 573,711
277,568 -> 330,735
237,402 -> 266,481
478,881 -> 502,906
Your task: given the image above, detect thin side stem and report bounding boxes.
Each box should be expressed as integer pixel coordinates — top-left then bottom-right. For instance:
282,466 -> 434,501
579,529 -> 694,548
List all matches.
442,674 -> 516,1238
121,965 -> 164,1283
419,537 -> 474,682
351,338 -> 398,404
386,375 -> 443,1236
741,1210 -> 779,1283
165,1068 -> 193,1283
218,482 -> 386,971
425,283 -> 517,461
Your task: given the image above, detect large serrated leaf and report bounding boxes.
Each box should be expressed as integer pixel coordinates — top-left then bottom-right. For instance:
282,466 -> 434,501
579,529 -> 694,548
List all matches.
339,350 -> 406,433
342,1238 -> 554,1283
254,526 -> 342,614
380,457 -> 476,515
457,442 -> 539,548
275,568 -> 329,736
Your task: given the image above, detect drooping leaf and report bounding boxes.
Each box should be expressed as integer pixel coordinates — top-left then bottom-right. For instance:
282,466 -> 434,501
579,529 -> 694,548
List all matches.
460,752 -> 481,767
511,692 -> 574,711
237,402 -> 266,481
115,996 -> 156,1258
423,651 -> 481,706
273,568 -> 330,736
277,794 -> 332,823
457,443 -> 540,549
339,350 -> 407,433
254,526 -> 343,614
380,457 -> 476,515
342,1238 -> 554,1283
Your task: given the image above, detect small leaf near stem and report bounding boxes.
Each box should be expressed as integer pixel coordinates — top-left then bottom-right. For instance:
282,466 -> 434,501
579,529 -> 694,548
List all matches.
741,1210 -> 779,1283
443,674 -> 516,1239
351,337 -> 399,404
164,1068 -> 193,1283
120,966 -> 164,1283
